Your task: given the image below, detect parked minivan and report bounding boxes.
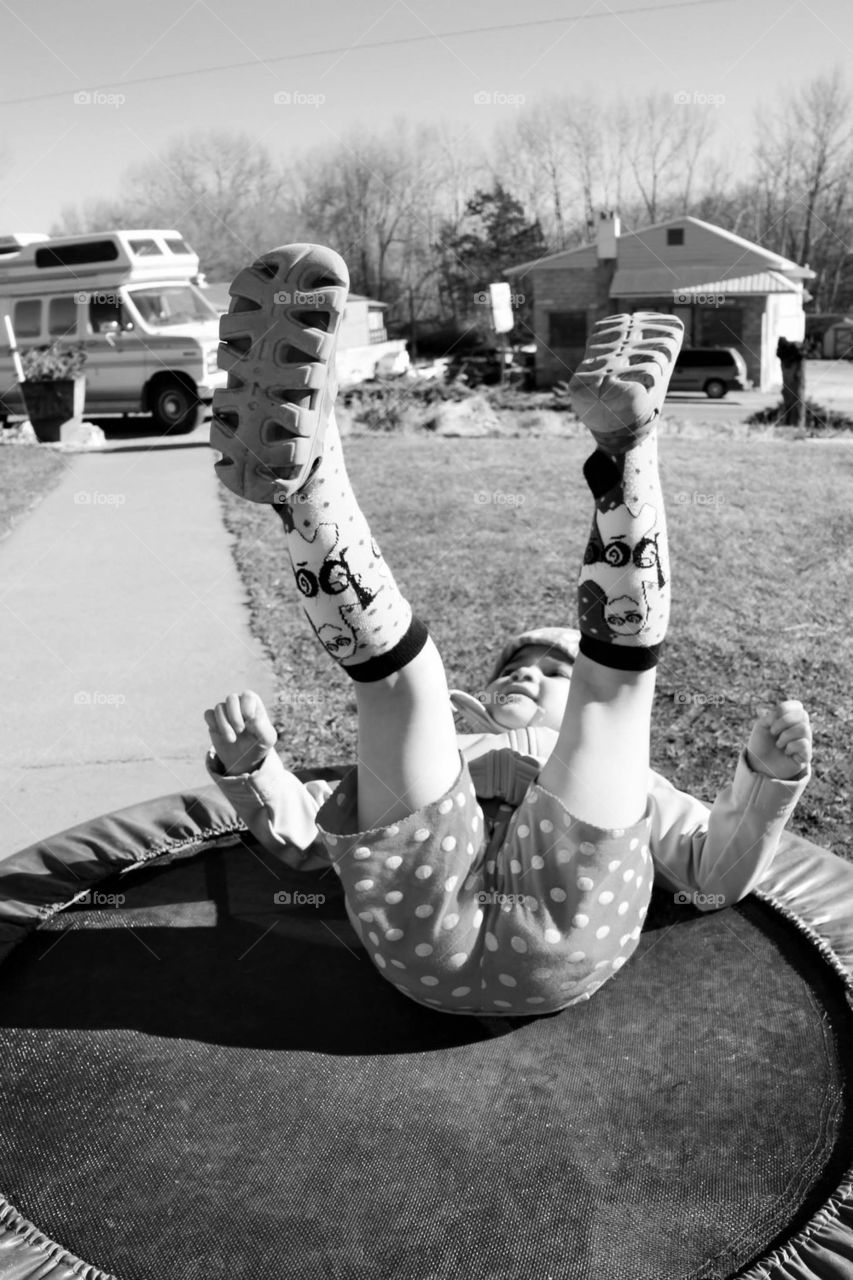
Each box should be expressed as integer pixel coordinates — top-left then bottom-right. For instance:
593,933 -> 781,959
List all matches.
0,229 -> 226,430
669,347 -> 750,398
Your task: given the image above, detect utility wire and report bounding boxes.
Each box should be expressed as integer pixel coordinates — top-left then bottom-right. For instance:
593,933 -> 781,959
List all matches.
0,0 -> 731,108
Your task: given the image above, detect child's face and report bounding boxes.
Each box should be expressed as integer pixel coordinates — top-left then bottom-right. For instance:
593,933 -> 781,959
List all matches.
481,644 -> 573,732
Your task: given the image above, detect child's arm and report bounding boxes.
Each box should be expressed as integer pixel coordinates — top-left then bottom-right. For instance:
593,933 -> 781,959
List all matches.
650,700 -> 813,910
203,690 -> 333,869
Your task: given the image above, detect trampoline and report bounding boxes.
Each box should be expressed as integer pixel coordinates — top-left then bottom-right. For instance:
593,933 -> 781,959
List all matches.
2,767 -> 853,1280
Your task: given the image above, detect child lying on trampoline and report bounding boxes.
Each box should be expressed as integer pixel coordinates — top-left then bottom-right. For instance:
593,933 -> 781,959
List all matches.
204,244 -> 812,1017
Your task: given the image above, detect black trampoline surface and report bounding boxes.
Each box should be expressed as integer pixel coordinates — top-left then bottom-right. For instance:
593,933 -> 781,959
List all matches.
2,833 -> 853,1280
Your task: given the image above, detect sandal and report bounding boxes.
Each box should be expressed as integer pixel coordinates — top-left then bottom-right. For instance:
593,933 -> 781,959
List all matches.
210,243 -> 350,503
568,311 -> 684,452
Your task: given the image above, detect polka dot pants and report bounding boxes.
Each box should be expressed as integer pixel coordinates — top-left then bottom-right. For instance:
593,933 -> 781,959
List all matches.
315,756 -> 653,1017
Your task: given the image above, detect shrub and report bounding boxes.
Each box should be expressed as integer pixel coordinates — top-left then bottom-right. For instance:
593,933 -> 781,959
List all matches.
21,343 -> 87,380
341,378 -> 473,432
746,397 -> 853,433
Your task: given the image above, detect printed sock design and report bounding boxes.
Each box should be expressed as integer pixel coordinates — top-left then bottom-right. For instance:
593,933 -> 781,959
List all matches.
577,428 -> 669,671
275,411 -> 427,680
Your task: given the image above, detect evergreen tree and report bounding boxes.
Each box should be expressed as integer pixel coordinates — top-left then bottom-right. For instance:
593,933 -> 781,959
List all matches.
435,184 -> 548,335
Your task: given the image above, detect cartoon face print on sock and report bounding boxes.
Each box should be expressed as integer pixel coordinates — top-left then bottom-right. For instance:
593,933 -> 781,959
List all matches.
284,506 -> 392,661
579,501 -> 665,640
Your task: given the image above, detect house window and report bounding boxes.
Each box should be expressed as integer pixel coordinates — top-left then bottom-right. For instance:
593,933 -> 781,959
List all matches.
549,310 -> 587,348
697,306 -> 743,347
667,228 -> 684,246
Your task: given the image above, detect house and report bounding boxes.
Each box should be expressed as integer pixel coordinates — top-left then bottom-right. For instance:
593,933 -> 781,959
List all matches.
203,285 -> 409,386
505,213 -> 814,391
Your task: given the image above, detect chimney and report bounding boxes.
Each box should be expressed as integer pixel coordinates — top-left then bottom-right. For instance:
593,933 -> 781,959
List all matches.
596,210 -> 620,261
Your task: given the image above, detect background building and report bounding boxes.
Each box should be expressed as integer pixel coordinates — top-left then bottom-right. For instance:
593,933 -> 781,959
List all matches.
506,213 -> 814,391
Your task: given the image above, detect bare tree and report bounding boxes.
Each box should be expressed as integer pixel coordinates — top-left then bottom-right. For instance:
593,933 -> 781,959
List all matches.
752,68 -> 853,306
55,130 -> 295,279
614,91 -> 717,224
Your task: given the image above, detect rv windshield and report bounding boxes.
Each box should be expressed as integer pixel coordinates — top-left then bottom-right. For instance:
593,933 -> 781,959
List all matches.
127,285 -> 218,327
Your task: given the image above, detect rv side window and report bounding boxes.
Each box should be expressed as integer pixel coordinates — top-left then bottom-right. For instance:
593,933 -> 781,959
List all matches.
88,295 -> 132,334
48,296 -> 78,337
13,299 -> 42,337
128,238 -> 162,257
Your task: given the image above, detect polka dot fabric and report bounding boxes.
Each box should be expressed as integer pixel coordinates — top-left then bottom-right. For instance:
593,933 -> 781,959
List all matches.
316,756 -> 653,1016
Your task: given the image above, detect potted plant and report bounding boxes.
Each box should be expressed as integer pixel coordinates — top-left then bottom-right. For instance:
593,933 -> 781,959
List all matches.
20,343 -> 87,443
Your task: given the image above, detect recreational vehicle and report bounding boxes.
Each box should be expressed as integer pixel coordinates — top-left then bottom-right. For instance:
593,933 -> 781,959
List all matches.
0,229 -> 226,430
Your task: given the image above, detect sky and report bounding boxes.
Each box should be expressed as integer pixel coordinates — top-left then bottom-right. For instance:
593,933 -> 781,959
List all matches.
0,0 -> 850,233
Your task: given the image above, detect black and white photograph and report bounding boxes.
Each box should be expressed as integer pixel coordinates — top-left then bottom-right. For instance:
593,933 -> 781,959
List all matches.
1,2 -> 852,1276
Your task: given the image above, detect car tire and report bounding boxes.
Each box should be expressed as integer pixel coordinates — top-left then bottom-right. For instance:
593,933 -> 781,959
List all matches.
704,379 -> 727,399
150,378 -> 200,433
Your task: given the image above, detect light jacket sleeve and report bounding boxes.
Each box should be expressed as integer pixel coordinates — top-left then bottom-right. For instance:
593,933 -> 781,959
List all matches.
648,748 -> 811,911
204,748 -> 336,870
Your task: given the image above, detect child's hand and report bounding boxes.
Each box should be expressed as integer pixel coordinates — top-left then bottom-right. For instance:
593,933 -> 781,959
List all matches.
746,700 -> 812,780
204,690 -> 278,776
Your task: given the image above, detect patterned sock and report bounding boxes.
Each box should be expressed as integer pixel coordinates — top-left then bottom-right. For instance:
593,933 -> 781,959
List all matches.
577,427 -> 669,671
274,410 -> 428,681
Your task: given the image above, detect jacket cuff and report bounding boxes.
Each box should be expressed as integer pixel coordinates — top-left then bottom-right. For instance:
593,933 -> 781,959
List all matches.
733,747 -> 810,814
205,746 -> 282,800
205,747 -> 316,821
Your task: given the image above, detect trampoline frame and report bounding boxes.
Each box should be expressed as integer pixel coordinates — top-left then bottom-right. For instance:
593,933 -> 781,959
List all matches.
1,773 -> 852,1280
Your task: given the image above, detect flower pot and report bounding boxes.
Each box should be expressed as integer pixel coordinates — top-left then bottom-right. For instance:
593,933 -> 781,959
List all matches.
21,377 -> 86,444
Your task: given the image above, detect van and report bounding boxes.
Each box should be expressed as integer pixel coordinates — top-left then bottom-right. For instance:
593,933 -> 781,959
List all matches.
668,347 -> 750,398
0,229 -> 226,430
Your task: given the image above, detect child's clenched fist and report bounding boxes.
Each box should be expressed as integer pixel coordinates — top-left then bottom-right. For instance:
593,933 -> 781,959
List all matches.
204,690 -> 278,776
747,700 -> 812,780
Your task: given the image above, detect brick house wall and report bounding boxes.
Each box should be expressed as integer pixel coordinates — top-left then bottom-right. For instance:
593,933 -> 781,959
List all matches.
531,262 -> 615,388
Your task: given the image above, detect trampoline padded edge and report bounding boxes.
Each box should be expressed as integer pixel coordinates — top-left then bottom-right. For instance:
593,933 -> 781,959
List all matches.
0,784 -> 245,962
0,1198 -> 117,1280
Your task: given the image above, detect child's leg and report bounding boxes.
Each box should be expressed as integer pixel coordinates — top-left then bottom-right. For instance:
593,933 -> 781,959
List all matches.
275,411 -> 460,830
213,246 -> 461,833
540,313 -> 683,829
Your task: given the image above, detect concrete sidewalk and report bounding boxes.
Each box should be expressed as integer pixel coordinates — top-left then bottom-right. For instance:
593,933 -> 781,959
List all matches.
0,439 -> 277,860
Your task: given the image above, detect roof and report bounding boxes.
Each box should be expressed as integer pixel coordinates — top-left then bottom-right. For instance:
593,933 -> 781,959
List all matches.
505,215 -> 814,279
611,268 -> 803,296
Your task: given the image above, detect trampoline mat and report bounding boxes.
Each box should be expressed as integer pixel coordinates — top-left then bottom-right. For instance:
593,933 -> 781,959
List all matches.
2,839 -> 853,1280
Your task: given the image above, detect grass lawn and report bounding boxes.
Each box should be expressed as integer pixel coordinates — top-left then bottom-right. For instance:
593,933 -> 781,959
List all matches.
0,444 -> 71,540
219,433 -> 853,862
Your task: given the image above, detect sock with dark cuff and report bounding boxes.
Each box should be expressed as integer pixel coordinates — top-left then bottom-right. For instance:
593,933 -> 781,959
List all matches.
274,410 -> 428,680
576,427 -> 669,671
